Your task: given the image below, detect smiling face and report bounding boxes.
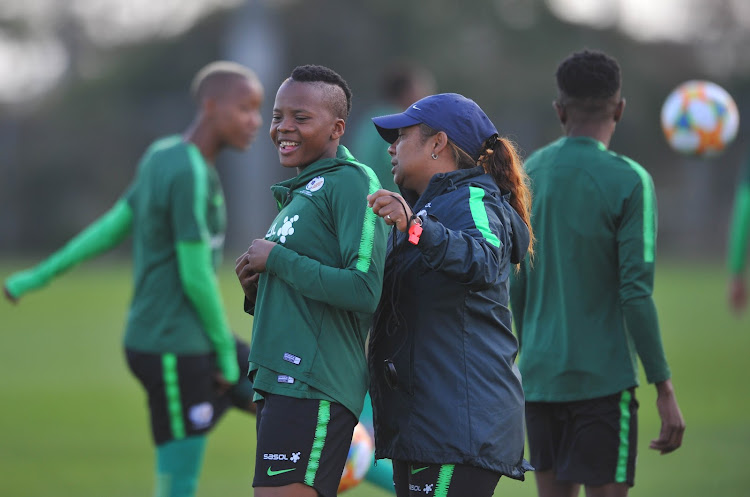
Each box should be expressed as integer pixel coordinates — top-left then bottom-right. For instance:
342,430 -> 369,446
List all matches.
388,125 -> 436,193
213,77 -> 264,151
270,80 -> 345,172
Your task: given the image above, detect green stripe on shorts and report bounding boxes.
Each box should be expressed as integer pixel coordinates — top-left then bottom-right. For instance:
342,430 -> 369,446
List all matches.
304,400 -> 331,487
615,390 -> 632,483
162,353 -> 185,439
435,464 -> 455,497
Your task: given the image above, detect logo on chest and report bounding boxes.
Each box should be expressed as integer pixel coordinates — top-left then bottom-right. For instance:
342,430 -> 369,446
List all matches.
306,176 -> 325,192
270,214 -> 299,244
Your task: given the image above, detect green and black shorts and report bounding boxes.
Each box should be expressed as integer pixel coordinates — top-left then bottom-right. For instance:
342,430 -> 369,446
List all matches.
125,337 -> 252,445
525,388 -> 639,487
253,393 -> 357,497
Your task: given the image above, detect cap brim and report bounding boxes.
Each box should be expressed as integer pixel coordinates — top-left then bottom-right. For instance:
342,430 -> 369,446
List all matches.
372,112 -> 422,144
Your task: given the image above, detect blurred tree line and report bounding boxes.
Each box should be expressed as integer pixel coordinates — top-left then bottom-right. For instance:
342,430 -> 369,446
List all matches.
1,0 -> 748,260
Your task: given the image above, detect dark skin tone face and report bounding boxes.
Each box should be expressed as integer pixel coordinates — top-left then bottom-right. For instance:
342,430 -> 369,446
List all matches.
270,79 -> 345,174
234,80 -> 347,315
186,75 -> 264,164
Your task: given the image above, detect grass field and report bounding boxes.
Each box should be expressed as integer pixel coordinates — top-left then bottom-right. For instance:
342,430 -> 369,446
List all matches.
1,257 -> 748,496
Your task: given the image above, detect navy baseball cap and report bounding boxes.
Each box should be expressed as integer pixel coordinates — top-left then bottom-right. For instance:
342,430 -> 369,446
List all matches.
372,93 -> 498,161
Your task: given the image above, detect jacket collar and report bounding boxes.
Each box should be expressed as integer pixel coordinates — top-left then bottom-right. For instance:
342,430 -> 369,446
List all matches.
272,145 -> 356,203
412,166 -> 495,211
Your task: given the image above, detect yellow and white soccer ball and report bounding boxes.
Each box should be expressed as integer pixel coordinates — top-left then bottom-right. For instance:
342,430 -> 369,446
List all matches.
660,80 -> 739,157
338,422 -> 375,493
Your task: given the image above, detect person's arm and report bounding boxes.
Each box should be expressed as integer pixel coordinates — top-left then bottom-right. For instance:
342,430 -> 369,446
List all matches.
246,167 -> 387,314
170,149 -> 237,383
617,169 -> 684,453
4,199 -> 133,301
414,187 -> 504,289
176,241 -> 238,383
727,171 -> 750,313
269,169 -> 387,314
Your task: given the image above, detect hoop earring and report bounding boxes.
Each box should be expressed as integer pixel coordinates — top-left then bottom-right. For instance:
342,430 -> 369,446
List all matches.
431,153 -> 438,160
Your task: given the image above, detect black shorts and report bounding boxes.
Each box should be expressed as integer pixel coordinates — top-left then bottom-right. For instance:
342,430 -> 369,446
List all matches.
125,337 -> 252,445
253,393 -> 357,497
392,460 -> 500,497
525,388 -> 639,486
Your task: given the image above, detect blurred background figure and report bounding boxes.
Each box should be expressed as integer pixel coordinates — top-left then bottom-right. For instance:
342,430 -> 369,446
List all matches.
350,60 -> 436,192
510,49 -> 685,497
3,61 -> 264,497
727,148 -> 750,315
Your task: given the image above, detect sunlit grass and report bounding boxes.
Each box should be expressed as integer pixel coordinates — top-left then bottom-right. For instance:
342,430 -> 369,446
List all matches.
0,258 -> 747,496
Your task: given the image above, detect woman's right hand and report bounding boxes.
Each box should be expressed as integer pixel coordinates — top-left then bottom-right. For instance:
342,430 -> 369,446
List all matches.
368,189 -> 413,232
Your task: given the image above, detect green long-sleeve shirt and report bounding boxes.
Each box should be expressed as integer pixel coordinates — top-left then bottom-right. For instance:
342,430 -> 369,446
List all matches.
4,136 -> 238,381
248,146 -> 387,418
510,136 -> 671,402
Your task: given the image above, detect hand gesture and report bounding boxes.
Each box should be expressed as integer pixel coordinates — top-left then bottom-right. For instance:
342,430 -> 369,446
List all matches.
235,251 -> 261,305
244,239 -> 277,273
368,189 -> 413,233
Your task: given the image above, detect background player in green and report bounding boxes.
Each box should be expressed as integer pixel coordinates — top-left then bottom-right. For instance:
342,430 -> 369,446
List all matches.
235,65 -> 387,497
350,60 -> 436,193
347,59 -> 436,495
3,61 -> 264,497
510,50 -> 686,497
727,150 -> 750,315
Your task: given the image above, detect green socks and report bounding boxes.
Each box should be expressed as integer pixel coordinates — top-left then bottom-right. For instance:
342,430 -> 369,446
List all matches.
155,435 -> 207,497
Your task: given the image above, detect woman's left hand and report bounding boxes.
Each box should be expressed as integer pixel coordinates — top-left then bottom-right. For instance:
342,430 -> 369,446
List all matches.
368,189 -> 413,233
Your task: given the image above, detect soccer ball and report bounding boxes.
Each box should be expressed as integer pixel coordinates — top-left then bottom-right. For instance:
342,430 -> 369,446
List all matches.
660,80 -> 739,157
338,422 -> 375,493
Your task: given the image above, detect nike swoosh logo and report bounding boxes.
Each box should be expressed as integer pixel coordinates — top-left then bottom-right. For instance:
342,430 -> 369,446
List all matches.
411,466 -> 429,474
267,466 -> 296,477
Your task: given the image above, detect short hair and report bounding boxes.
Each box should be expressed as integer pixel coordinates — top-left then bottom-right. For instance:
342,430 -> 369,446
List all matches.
191,61 -> 261,102
289,64 -> 352,119
380,62 -> 432,102
556,49 -> 621,101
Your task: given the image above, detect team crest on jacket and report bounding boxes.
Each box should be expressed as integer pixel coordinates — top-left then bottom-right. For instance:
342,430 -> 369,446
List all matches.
306,176 -> 325,192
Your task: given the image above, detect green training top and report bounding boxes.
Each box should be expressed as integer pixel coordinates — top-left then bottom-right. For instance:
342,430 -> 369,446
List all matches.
248,145 -> 387,418
123,136 -> 233,358
728,151 -> 750,275
4,135 -> 237,380
349,104 -> 400,193
510,136 -> 671,402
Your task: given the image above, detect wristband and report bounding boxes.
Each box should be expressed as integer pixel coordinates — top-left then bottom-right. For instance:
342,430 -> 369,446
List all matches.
408,215 -> 423,245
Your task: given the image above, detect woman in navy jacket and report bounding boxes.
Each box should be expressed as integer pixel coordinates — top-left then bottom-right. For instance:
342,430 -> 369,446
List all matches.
366,93 -> 534,497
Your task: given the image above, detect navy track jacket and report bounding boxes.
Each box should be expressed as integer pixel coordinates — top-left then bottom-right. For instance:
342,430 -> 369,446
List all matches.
368,166 -> 532,479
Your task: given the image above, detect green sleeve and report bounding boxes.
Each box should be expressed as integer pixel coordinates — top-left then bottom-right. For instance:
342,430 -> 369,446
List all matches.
617,165 -> 657,302
622,296 -> 671,383
4,199 -> 133,299
266,243 -> 384,314
265,164 -> 387,314
728,183 -> 750,275
617,169 -> 670,383
175,240 -> 239,383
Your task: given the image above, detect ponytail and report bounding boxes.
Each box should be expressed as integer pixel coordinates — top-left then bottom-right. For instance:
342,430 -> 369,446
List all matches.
477,135 -> 535,257
418,124 -> 535,258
